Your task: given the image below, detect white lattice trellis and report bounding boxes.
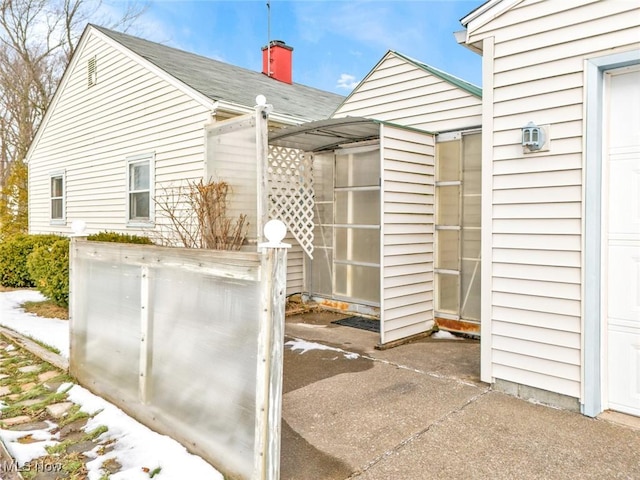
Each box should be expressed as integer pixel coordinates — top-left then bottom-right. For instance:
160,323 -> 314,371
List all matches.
268,145 -> 315,258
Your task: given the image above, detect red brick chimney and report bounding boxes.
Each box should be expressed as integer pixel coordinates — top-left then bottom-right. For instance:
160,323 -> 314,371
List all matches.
262,40 -> 293,84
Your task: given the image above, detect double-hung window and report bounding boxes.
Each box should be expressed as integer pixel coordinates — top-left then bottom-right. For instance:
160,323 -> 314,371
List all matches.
127,154 -> 154,224
50,172 -> 65,223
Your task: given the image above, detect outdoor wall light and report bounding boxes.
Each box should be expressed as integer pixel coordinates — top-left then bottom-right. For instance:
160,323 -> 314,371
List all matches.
522,121 -> 545,152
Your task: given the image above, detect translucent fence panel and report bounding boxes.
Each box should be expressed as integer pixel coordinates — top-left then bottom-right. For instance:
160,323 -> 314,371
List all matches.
148,266 -> 260,471
72,261 -> 141,400
70,240 -> 284,480
206,115 -> 259,241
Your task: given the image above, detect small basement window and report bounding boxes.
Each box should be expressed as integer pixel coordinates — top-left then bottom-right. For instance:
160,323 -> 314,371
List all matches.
87,56 -> 97,87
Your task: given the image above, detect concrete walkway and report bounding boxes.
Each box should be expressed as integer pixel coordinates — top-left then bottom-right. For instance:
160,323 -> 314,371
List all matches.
282,311 -> 640,480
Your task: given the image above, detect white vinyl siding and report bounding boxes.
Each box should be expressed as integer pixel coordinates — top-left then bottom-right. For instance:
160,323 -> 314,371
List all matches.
380,124 -> 435,344
28,30 -> 213,237
467,0 -> 640,399
333,53 -> 482,133
285,234 -> 304,295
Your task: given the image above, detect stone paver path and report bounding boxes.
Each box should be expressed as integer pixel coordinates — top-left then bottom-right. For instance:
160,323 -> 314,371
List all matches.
0,338 -> 121,479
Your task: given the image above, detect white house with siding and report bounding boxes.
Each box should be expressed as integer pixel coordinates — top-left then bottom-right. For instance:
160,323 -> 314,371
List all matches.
26,24 -> 343,239
27,25 -> 434,343
26,25 -> 343,308
458,0 -> 640,417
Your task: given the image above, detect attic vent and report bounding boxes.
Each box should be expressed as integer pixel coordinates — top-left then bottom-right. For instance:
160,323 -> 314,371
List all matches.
87,56 -> 97,87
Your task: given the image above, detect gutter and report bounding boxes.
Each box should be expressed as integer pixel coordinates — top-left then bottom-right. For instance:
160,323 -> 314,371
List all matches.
454,29 -> 483,55
212,100 -> 319,127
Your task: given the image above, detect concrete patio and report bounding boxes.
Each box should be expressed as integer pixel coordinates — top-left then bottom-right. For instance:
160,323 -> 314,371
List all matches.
281,310 -> 640,479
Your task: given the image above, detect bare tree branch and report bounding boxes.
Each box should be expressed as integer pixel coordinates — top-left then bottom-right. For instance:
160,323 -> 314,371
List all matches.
0,0 -> 146,237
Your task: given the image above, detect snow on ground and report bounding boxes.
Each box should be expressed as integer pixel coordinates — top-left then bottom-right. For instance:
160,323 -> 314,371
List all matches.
0,290 -> 70,357
0,290 -> 223,479
285,338 -> 360,359
0,420 -> 59,466
63,383 -> 223,480
431,330 -> 463,340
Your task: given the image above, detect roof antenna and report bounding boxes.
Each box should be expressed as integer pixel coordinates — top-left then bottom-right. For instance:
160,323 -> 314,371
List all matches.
267,1 -> 272,77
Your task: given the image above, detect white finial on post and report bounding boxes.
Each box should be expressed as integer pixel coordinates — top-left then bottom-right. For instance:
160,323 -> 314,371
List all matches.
71,220 -> 87,237
260,219 -> 290,249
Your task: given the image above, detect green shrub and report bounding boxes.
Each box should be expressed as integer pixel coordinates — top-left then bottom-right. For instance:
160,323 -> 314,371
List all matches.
0,234 -> 61,287
27,238 -> 70,307
0,231 -> 152,304
87,231 -> 154,244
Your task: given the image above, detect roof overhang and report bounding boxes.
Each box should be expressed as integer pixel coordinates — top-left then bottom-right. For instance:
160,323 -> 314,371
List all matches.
268,117 -> 382,152
458,0 -> 523,55
454,30 -> 483,55
460,0 -> 503,27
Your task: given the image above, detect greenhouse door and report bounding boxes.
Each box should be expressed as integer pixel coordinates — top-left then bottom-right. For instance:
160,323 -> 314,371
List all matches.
434,132 -> 481,332
309,145 -> 381,307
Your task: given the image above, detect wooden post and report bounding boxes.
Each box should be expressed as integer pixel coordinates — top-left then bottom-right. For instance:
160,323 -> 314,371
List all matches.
255,97 -> 271,245
254,221 -> 289,480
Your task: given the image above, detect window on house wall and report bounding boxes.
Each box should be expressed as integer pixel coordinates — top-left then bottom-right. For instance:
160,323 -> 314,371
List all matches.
127,154 -> 153,223
50,172 -> 65,223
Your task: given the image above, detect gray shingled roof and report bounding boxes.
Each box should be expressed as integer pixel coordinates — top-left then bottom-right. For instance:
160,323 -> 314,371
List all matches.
92,25 -> 344,121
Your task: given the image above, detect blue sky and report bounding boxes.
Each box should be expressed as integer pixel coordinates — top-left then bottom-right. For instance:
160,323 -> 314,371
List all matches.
124,0 -> 484,95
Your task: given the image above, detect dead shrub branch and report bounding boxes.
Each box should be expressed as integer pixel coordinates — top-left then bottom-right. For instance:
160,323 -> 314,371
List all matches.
154,179 -> 248,250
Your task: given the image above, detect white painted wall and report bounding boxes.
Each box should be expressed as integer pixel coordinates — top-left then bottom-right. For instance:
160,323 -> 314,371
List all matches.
466,0 -> 640,400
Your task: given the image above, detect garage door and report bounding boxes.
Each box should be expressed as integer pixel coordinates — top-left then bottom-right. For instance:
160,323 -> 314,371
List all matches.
606,66 -> 640,416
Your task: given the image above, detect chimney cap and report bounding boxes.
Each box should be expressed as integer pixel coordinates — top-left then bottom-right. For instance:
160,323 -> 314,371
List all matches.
262,39 -> 293,51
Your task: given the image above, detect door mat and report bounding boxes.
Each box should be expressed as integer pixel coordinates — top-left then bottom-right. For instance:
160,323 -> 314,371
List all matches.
331,316 -> 380,333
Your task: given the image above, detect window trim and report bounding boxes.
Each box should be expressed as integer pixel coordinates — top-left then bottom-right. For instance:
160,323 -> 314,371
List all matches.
126,153 -> 155,226
49,171 -> 66,225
